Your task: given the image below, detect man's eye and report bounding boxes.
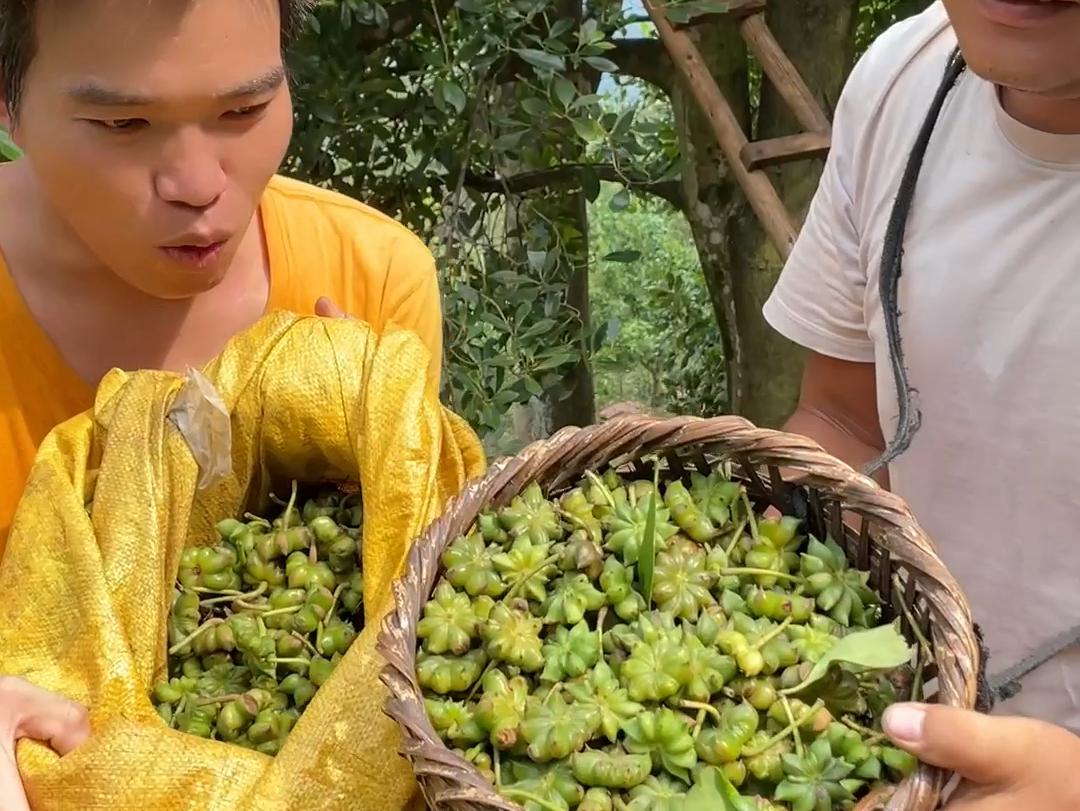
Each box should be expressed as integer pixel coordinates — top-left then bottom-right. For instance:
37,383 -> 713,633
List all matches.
93,119 -> 145,132
222,103 -> 269,120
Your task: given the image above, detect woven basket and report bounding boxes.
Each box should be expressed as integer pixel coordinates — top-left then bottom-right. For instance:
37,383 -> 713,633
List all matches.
377,414 -> 979,811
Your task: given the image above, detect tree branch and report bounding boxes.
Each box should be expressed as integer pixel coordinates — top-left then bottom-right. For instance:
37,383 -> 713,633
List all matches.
607,38 -> 673,93
465,163 -> 684,209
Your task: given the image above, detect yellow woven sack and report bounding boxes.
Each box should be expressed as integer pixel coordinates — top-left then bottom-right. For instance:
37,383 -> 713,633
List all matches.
0,311 -> 485,811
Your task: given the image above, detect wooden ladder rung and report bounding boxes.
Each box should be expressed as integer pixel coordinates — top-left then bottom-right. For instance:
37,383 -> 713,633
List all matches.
739,14 -> 831,136
642,0 -> 833,260
741,132 -> 830,171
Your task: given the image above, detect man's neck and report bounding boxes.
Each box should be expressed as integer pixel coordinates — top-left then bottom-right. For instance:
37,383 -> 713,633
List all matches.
999,87 -> 1080,135
0,160 -> 272,384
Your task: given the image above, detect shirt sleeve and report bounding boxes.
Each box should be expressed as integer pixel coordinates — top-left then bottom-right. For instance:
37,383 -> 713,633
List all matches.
761,50 -> 876,364
380,232 -> 444,393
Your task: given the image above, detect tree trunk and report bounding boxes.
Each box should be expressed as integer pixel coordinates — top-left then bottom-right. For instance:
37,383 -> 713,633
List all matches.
668,22 -> 750,416
546,0 -> 597,431
547,187 -> 596,430
726,0 -> 860,428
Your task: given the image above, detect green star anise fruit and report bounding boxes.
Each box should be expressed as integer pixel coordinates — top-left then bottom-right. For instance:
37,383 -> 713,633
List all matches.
502,761 -> 584,811
491,537 -> 556,603
416,648 -> 487,694
520,691 -> 601,762
425,697 -> 485,747
689,470 -> 742,527
651,541 -> 717,621
499,482 -> 564,546
441,533 -> 506,598
481,601 -> 545,672
620,636 -> 691,703
570,749 -> 652,789
743,516 -> 803,588
774,736 -> 857,811
799,537 -> 881,627
475,669 -> 529,749
624,774 -> 688,811
680,634 -> 737,702
564,662 -> 645,744
621,707 -> 697,782
664,481 -> 718,544
541,620 -> 601,683
417,581 -> 481,655
602,491 -> 679,565
542,572 -> 606,625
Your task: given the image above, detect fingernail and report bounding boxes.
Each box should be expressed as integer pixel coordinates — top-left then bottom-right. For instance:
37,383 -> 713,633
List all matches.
883,703 -> 926,743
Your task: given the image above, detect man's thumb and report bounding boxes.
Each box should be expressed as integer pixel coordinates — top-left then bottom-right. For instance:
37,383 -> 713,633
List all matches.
883,702 -> 1040,786
315,297 -> 346,318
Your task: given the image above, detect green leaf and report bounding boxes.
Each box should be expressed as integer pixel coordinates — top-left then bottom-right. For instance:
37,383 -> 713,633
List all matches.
581,167 -> 601,202
791,625 -> 913,694
685,766 -> 756,811
0,127 -> 21,161
521,96 -> 549,117
684,768 -> 727,811
516,48 -> 565,73
553,76 -> 577,108
527,250 -> 548,272
602,250 -> 641,263
435,78 -> 468,114
549,17 -> 575,38
493,130 -> 525,150
609,188 -> 631,211
639,462 -> 661,607
570,117 -> 599,143
583,56 -> 619,73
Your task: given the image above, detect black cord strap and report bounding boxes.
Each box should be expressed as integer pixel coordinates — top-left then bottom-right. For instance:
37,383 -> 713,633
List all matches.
860,46 -> 1080,708
865,45 -> 967,477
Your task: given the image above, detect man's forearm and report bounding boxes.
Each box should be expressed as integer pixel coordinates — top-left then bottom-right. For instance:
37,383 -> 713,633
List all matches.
783,406 -> 891,489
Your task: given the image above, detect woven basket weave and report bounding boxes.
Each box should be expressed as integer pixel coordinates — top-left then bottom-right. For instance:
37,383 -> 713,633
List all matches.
377,414 -> 979,811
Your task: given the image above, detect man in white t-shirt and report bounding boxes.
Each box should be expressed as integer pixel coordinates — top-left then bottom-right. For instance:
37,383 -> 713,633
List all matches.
764,0 -> 1080,804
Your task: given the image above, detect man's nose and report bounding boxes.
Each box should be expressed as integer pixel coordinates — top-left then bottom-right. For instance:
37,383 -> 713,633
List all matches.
153,127 -> 227,209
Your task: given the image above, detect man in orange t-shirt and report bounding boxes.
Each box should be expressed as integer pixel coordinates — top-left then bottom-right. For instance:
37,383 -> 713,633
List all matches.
0,0 -> 442,798
0,0 -> 445,545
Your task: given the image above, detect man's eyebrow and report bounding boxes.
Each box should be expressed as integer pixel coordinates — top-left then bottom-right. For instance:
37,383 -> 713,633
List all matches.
66,66 -> 287,107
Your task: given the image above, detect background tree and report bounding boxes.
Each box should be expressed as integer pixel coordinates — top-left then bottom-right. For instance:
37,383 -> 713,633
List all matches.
0,0 -> 935,451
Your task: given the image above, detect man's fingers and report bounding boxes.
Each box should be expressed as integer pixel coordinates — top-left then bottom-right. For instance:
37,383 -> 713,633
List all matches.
1,677 -> 90,756
883,702 -> 1052,787
315,296 -> 345,318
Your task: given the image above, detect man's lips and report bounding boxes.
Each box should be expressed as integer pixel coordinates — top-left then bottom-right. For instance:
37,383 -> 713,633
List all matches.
977,0 -> 1080,26
159,242 -> 226,269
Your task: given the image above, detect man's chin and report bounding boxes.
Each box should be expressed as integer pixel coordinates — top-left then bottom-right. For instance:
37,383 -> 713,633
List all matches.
117,253 -> 234,300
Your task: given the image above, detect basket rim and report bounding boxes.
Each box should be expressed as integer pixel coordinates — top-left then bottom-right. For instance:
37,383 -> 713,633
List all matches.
376,413 -> 979,811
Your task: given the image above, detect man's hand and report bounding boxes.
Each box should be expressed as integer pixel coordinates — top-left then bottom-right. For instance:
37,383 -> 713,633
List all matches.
315,297 -> 351,319
0,676 -> 90,811
883,702 -> 1080,810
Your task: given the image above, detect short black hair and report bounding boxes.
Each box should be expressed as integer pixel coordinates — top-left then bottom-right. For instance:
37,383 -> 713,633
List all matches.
0,0 -> 313,118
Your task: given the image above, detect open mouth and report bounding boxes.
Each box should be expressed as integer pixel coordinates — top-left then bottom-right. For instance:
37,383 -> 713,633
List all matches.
159,242 -> 226,269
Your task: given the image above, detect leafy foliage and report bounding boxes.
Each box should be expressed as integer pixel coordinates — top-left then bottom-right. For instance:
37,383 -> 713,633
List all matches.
590,182 -> 727,417
0,1 -> 928,438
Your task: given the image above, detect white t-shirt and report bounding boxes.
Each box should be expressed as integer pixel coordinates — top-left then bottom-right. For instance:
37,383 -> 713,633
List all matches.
763,1 -> 1080,730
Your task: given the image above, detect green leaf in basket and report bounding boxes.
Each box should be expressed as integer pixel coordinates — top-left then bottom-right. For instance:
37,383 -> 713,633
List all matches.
782,624 -> 913,696
685,766 -> 756,811
638,462 -> 661,607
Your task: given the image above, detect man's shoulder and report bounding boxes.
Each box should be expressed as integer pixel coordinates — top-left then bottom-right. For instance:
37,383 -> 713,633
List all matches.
842,3 -> 957,128
263,174 -> 429,256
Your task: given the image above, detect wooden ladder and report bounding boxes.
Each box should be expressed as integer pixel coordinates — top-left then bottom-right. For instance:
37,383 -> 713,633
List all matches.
642,0 -> 832,259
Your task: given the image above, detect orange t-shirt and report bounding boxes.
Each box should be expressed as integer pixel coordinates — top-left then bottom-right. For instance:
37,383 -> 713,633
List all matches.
0,174 -> 443,549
